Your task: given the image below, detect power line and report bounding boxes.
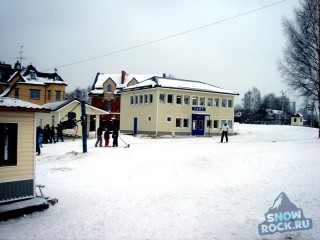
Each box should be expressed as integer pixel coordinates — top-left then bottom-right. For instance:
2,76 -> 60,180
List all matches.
43,0 -> 287,71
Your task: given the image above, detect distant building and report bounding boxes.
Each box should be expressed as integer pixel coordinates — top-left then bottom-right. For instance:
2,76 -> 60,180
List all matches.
120,76 -> 239,136
0,61 -> 67,105
0,97 -> 49,203
89,70 -> 161,130
291,113 -> 304,126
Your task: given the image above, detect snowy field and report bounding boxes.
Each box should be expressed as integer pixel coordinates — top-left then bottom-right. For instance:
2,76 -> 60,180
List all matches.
0,123 -> 319,240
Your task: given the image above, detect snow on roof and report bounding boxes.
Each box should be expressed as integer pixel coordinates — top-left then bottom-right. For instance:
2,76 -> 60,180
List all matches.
94,73 -> 161,89
0,97 -> 49,110
291,112 -> 303,117
0,87 -> 11,97
123,77 -> 239,95
89,89 -> 104,95
42,99 -> 109,115
21,76 -> 66,85
43,99 -> 74,111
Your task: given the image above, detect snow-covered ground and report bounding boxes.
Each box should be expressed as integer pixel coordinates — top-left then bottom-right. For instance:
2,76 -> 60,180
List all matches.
0,123 -> 319,240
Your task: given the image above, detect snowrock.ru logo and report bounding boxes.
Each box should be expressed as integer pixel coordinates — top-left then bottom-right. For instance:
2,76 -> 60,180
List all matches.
258,192 -> 312,235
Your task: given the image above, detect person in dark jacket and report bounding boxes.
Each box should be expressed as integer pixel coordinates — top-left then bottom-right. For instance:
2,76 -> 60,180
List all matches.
95,126 -> 103,147
104,128 -> 110,147
112,129 -> 118,147
56,124 -> 64,142
36,127 -> 41,155
43,124 -> 50,143
50,126 -> 56,143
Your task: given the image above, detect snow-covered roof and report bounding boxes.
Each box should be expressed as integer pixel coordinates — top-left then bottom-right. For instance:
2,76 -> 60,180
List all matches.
0,97 -> 49,111
93,73 -> 161,89
291,112 -> 303,118
42,99 -> 109,115
43,99 -> 74,111
122,77 -> 239,95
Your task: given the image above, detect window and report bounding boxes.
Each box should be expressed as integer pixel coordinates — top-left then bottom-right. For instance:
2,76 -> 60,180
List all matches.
222,99 -> 227,108
159,93 -> 166,103
214,98 -> 220,107
14,88 -> 19,98
192,96 -> 198,106
167,94 -> 173,104
167,116 -> 172,123
207,120 -> 212,128
149,94 -> 153,104
130,96 -> 134,105
184,96 -> 190,105
139,95 -> 143,104
47,90 -> 51,100
176,118 -> 182,128
228,120 -> 233,129
55,76 -> 60,81
30,71 -> 36,79
228,99 -> 233,108
183,119 -> 189,128
55,91 -> 61,101
207,98 -> 213,107
176,95 -> 182,105
0,123 -> 18,167
107,84 -> 112,93
213,120 -> 219,129
148,116 -> 152,122
134,95 -> 138,104
144,94 -> 148,104
294,118 -> 297,122
106,102 -> 111,112
30,89 -> 40,99
199,97 -> 205,106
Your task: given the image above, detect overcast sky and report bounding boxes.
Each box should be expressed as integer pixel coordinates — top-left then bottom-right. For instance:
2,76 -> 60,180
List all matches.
0,0 -> 301,106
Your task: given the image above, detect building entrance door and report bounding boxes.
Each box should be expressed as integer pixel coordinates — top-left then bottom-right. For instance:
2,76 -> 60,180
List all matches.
192,114 -> 205,136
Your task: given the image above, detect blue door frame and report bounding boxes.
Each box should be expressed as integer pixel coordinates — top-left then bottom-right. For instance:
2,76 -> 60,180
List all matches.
133,117 -> 138,135
192,114 -> 205,136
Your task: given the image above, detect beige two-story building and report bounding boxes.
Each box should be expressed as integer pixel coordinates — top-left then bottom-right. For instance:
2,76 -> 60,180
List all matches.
120,76 -> 239,136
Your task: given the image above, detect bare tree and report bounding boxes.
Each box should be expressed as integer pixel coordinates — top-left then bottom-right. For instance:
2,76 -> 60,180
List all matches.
278,0 -> 319,136
242,87 -> 261,112
66,86 -> 91,103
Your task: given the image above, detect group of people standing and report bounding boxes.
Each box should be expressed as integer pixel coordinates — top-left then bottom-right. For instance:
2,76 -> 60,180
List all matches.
36,123 -> 64,155
95,127 -> 118,148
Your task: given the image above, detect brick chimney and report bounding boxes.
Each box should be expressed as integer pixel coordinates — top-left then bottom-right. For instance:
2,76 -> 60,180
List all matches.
121,71 -> 126,84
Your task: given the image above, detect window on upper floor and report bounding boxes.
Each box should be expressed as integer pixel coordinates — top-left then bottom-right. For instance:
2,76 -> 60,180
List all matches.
47,90 -> 51,100
199,97 -> 205,106
228,99 -> 233,108
55,91 -> 61,101
30,71 -> 36,80
0,123 -> 18,167
107,84 -> 112,93
192,96 -> 198,106
167,94 -> 173,104
159,93 -> 166,104
214,98 -> 220,107
176,95 -> 182,105
139,95 -> 143,104
130,96 -> 134,105
144,94 -> 148,104
14,88 -> 19,98
207,98 -> 213,107
184,96 -> 190,105
30,89 -> 40,99
149,94 -> 153,104
222,99 -> 227,108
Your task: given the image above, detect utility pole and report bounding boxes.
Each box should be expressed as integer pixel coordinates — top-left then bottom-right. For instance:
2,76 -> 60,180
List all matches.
280,90 -> 287,124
